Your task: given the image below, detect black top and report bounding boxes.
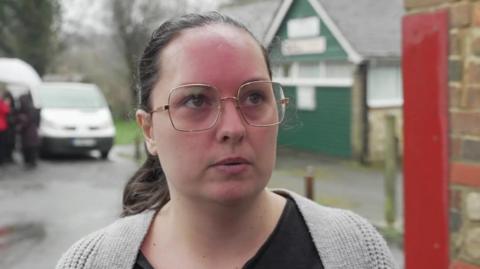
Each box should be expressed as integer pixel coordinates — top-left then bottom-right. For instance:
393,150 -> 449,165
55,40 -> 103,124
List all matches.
134,197 -> 324,269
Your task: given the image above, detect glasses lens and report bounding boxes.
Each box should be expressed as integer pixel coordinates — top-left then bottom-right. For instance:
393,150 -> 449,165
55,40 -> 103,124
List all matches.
238,82 -> 286,126
168,85 -> 220,131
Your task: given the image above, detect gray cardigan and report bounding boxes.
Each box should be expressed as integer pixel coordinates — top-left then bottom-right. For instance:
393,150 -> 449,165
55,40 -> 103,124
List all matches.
56,190 -> 397,268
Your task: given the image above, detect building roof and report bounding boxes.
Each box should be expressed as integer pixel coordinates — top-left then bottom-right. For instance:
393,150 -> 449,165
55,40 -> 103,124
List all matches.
316,0 -> 403,58
219,0 -> 283,43
221,0 -> 403,59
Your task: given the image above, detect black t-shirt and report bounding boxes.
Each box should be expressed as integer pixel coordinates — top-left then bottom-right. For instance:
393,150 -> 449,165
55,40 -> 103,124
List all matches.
134,198 -> 324,269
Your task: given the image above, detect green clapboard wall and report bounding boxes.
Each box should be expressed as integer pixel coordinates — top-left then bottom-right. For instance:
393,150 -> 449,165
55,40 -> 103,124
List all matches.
269,0 -> 348,64
278,86 -> 352,157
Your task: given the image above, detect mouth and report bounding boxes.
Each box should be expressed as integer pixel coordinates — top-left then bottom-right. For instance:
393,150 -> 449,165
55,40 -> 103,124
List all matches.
211,157 -> 251,174
213,157 -> 250,166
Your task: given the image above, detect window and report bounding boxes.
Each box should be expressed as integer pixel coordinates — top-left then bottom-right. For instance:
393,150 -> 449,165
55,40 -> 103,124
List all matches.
325,61 -> 353,79
272,64 -> 283,77
296,86 -> 316,110
282,63 -> 292,77
367,62 -> 403,107
272,63 -> 292,78
287,17 -> 320,39
298,62 -> 320,78
295,61 -> 353,79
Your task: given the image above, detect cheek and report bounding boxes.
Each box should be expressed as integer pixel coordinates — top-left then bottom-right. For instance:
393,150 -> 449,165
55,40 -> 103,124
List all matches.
252,127 -> 278,167
153,126 -> 209,178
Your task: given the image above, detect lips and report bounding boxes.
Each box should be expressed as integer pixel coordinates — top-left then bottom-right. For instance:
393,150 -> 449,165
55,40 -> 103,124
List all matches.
213,157 -> 250,166
211,157 -> 251,174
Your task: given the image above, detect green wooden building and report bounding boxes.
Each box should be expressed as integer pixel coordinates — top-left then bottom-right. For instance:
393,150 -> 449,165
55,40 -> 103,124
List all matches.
222,0 -> 404,161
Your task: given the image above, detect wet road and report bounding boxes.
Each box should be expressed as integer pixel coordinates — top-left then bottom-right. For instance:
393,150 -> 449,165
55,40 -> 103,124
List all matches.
0,146 -> 404,268
0,149 -> 138,269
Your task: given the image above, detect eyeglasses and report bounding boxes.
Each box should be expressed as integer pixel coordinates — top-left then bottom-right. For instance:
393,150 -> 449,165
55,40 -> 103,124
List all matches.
150,81 -> 289,132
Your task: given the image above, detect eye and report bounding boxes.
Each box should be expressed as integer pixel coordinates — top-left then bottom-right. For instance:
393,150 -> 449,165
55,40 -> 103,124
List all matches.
183,94 -> 210,108
248,92 -> 263,104
242,91 -> 266,106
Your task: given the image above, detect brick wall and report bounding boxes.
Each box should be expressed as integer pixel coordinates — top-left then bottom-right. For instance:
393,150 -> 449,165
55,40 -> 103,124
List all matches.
367,107 -> 403,162
405,0 -> 480,268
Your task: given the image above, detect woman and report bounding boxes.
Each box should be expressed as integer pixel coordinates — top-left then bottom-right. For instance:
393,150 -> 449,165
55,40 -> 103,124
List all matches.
56,12 -> 395,269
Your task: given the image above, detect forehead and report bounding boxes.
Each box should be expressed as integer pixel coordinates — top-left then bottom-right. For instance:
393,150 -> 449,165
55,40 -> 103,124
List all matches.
174,24 -> 259,54
156,24 -> 269,92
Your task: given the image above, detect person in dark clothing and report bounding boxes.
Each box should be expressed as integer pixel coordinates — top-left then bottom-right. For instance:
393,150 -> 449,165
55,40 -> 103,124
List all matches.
17,92 -> 40,168
0,89 -> 11,165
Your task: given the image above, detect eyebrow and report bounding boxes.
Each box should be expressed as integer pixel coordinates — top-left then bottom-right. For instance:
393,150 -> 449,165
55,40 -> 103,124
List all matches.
241,77 -> 271,84
176,77 -> 272,88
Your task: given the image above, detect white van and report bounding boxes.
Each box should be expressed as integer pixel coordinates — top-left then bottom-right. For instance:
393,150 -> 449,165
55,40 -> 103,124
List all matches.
37,82 -> 115,159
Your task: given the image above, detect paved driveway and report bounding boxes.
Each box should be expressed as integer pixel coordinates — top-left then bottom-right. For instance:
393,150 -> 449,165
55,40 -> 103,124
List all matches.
0,145 -> 404,268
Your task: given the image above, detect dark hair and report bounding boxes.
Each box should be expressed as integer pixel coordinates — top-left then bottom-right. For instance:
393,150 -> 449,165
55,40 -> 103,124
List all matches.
122,12 -> 272,217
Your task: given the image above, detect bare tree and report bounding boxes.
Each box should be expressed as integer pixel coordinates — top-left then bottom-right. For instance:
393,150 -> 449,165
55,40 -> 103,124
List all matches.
0,0 -> 62,76
109,0 -> 188,115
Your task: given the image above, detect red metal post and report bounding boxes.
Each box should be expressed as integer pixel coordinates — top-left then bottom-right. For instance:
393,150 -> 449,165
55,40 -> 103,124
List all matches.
403,10 -> 450,269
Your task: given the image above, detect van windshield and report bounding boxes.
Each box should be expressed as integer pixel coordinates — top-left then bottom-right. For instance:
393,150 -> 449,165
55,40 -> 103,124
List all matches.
38,85 -> 107,109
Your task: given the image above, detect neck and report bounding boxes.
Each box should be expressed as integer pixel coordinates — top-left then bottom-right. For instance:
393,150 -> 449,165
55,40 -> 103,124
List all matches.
173,190 -> 275,237
149,190 -> 286,263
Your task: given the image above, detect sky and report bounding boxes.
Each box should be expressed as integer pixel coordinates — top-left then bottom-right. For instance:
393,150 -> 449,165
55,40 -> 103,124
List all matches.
61,0 -> 109,34
60,0 -> 228,35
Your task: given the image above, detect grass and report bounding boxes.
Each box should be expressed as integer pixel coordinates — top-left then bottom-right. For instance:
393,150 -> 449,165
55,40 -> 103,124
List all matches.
316,196 -> 357,209
377,226 -> 404,247
114,120 -> 141,145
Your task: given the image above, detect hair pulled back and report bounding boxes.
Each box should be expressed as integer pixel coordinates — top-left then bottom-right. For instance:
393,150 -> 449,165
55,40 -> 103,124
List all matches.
122,11 -> 272,217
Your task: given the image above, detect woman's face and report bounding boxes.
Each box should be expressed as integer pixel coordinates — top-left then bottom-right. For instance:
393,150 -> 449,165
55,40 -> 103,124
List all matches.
138,24 -> 278,205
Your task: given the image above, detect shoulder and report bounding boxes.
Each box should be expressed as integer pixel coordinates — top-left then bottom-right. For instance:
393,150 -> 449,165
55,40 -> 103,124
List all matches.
273,189 -> 397,269
55,210 -> 156,269
55,227 -> 106,269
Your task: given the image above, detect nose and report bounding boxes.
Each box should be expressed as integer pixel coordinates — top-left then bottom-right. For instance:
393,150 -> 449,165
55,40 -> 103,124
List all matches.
215,97 -> 246,144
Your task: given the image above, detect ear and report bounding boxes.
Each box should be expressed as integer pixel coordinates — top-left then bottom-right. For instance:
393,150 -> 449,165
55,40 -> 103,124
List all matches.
136,109 -> 157,155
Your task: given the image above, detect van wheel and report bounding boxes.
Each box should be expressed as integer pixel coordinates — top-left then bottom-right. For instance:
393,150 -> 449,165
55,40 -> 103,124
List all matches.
100,150 -> 109,160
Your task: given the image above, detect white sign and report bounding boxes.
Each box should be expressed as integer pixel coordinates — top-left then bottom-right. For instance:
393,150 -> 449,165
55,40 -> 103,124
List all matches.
296,86 -> 316,111
287,17 -> 320,38
281,37 -> 326,55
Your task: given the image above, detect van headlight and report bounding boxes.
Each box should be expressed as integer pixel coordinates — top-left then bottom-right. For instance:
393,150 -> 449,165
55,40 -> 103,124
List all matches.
98,119 -> 113,130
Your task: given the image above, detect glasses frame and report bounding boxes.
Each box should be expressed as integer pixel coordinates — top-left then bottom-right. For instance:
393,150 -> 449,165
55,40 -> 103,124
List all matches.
149,80 -> 289,132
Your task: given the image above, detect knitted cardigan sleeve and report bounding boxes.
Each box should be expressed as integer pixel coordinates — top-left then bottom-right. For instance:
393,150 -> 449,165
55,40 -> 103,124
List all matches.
55,229 -> 105,269
276,189 -> 397,269
54,211 -> 154,269
335,208 -> 396,268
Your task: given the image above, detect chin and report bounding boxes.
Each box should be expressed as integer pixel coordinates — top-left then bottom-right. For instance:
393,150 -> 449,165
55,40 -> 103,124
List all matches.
205,181 -> 267,206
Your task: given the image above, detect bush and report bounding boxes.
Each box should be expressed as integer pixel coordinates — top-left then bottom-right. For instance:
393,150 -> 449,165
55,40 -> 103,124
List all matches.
115,120 -> 141,145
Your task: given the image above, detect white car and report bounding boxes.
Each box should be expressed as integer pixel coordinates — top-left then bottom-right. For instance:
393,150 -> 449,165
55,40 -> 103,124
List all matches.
37,82 -> 115,159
